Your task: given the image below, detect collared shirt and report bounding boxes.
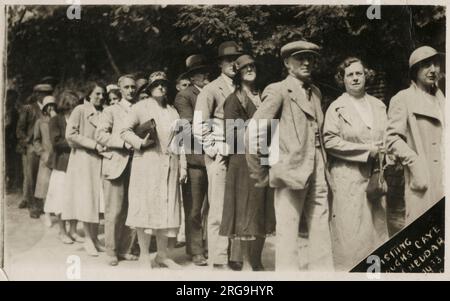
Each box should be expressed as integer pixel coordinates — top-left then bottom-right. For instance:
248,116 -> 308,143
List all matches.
347,93 -> 373,129
221,73 -> 235,94
120,98 -> 132,109
194,85 -> 203,92
288,75 -> 310,100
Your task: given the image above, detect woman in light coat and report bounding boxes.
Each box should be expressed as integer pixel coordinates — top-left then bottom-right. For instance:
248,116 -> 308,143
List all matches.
386,46 -> 445,224
121,71 -> 187,269
62,81 -> 107,256
323,57 -> 388,271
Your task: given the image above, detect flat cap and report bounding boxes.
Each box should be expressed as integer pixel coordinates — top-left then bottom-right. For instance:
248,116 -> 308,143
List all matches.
280,41 -> 320,59
33,84 -> 53,92
409,46 -> 444,68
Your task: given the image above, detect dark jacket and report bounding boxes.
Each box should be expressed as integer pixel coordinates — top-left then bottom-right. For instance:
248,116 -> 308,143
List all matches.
16,102 -> 43,153
47,114 -> 71,172
174,85 -> 205,167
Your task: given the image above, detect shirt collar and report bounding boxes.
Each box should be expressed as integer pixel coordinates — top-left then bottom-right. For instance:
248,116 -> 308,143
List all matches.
120,98 -> 132,108
194,85 -> 203,92
37,101 -> 44,110
221,73 -> 235,91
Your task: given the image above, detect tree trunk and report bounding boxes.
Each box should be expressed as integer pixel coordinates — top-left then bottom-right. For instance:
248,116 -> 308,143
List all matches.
101,37 -> 121,77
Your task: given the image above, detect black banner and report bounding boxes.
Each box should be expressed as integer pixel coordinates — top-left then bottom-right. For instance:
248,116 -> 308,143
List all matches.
351,198 -> 445,273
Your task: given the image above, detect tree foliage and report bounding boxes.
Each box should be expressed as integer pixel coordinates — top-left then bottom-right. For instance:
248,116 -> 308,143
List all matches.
7,5 -> 445,101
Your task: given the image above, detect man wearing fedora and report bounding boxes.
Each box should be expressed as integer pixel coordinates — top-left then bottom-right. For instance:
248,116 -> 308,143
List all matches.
193,41 -> 243,269
96,74 -> 138,266
247,41 -> 333,271
174,54 -> 211,266
17,83 -> 54,217
386,46 -> 445,224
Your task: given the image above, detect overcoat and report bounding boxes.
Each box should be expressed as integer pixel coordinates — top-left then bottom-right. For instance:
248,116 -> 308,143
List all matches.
386,82 -> 445,223
121,98 -> 187,229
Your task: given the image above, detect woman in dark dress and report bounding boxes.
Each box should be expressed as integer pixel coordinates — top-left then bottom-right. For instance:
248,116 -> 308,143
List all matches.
220,55 -> 275,271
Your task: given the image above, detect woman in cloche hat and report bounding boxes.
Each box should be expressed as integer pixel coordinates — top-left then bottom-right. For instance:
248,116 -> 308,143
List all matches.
121,71 -> 187,270
386,46 -> 445,224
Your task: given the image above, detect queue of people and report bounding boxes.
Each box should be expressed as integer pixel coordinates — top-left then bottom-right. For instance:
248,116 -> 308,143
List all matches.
8,41 -> 444,272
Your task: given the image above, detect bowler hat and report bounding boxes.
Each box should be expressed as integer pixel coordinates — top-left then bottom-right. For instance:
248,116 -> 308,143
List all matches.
217,41 -> 243,59
184,54 -> 210,76
409,46 -> 444,68
280,41 -> 320,59
234,55 -> 255,72
33,84 -> 53,93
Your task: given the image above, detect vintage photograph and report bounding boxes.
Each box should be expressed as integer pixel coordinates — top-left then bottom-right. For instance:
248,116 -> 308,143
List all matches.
0,1 -> 446,280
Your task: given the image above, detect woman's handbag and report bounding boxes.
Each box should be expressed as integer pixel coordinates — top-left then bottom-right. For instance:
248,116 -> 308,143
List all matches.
366,149 -> 388,203
135,118 -> 158,147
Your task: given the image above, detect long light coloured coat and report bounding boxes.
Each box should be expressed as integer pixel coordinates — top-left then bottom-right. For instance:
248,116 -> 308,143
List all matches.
120,98 -> 187,230
62,102 -> 103,223
323,92 -> 389,271
386,82 -> 445,224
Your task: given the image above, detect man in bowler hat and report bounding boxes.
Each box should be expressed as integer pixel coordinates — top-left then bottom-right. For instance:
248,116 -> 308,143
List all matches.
174,54 -> 211,266
247,41 -> 333,270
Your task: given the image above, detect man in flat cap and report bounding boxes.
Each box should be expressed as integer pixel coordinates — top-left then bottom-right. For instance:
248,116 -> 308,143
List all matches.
386,46 -> 445,224
193,41 -> 243,270
247,41 -> 333,271
17,83 -> 54,217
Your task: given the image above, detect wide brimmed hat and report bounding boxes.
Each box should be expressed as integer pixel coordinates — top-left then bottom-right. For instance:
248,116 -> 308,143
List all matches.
42,95 -> 57,112
184,54 -> 211,77
409,46 -> 445,68
148,71 -> 169,88
280,41 -> 320,59
217,41 -> 243,59
234,54 -> 255,72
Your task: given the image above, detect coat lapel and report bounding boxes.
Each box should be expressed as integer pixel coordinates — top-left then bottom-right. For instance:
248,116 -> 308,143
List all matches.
284,76 -> 316,119
408,85 -> 443,123
216,76 -> 232,100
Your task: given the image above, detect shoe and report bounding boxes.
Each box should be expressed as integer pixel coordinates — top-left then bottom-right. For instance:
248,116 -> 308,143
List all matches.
69,233 -> 85,243
84,241 -> 99,257
213,264 -> 230,271
29,211 -> 40,219
18,200 -> 28,209
94,241 -> 106,252
192,254 -> 208,266
152,257 -> 183,270
119,253 -> 139,261
58,233 -> 74,244
175,241 -> 186,248
107,255 -> 119,266
228,261 -> 243,271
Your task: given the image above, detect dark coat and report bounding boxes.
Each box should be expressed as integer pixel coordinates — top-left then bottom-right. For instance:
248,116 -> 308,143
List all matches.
16,102 -> 43,153
47,114 -> 71,172
174,85 -> 205,167
220,91 -> 275,237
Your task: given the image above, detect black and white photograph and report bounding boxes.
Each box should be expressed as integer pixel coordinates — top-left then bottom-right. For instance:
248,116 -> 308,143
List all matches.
0,0 -> 447,281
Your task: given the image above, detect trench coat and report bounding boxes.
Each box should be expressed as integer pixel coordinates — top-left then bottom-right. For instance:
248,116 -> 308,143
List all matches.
33,115 -> 53,199
323,92 -> 389,271
386,82 -> 445,224
62,102 -> 103,223
120,98 -> 187,230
